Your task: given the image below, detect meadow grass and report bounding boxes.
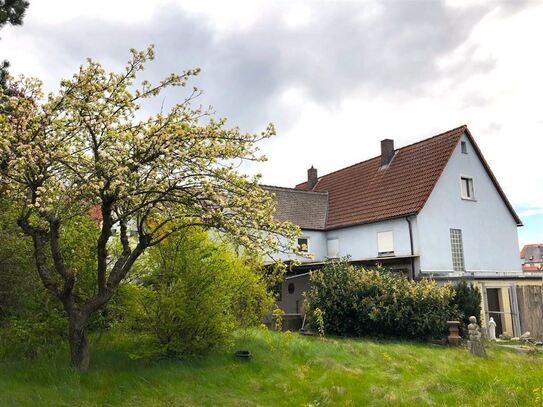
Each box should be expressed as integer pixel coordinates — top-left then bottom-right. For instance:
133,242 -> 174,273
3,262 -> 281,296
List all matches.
1,328 -> 543,406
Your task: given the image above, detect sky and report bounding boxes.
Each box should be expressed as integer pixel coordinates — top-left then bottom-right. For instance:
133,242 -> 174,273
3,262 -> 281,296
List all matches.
1,0 -> 542,247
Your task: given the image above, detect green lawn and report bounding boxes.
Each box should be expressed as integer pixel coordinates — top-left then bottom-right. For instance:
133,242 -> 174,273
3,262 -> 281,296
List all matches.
1,328 -> 543,406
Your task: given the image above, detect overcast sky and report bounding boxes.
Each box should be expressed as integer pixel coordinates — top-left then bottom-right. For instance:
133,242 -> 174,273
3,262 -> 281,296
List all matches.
1,0 -> 542,246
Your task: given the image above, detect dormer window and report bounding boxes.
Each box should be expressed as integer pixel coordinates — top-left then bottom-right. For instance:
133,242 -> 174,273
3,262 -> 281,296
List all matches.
461,141 -> 468,154
461,177 -> 475,200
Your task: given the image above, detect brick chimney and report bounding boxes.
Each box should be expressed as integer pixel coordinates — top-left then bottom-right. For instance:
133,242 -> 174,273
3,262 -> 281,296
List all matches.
307,166 -> 318,189
380,139 -> 395,167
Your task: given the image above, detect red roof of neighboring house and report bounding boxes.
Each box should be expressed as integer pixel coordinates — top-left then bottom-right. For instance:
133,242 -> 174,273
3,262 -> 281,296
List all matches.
523,265 -> 542,272
521,244 -> 543,259
295,125 -> 522,229
89,204 -> 103,224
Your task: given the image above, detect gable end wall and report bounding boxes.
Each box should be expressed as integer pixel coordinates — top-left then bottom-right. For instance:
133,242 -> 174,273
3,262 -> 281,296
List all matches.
417,132 -> 521,274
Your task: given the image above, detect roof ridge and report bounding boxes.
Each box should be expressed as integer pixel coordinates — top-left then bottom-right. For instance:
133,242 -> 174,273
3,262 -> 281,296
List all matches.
261,184 -> 329,195
295,124 -> 467,188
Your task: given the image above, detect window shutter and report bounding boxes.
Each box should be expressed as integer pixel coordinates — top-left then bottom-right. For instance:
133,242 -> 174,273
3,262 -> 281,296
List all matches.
377,231 -> 394,255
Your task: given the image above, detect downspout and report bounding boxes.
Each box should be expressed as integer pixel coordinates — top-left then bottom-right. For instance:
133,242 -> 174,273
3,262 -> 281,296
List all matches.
405,216 -> 415,280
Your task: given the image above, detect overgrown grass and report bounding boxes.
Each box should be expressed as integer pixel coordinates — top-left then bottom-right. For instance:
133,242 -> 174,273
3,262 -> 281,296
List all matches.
1,328 -> 543,406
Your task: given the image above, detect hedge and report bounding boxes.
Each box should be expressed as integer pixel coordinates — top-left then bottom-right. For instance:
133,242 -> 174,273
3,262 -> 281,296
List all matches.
305,258 -> 459,339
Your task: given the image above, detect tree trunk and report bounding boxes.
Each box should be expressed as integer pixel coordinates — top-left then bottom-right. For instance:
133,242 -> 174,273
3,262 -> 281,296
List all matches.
69,311 -> 90,372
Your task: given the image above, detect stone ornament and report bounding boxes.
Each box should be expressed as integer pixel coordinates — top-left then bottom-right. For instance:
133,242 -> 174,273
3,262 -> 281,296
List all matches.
488,317 -> 497,341
468,316 -> 486,357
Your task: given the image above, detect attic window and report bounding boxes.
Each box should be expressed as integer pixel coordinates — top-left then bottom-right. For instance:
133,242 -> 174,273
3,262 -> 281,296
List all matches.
461,141 -> 468,154
461,177 -> 475,200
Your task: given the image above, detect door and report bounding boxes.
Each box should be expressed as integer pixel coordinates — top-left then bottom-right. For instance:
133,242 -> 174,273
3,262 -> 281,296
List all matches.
486,288 -> 504,336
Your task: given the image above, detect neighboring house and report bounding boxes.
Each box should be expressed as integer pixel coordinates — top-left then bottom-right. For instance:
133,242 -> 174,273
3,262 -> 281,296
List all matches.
521,244 -> 543,272
266,125 -> 543,338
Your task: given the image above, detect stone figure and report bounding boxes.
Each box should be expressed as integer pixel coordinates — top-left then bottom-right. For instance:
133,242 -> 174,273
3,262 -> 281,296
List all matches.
488,317 -> 497,341
468,316 -> 486,357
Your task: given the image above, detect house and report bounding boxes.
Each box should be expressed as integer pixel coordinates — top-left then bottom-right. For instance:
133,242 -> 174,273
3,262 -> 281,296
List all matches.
521,244 -> 543,272
266,125 -> 543,338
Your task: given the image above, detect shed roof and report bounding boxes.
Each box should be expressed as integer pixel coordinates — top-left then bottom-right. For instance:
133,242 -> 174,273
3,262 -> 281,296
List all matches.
263,185 -> 328,230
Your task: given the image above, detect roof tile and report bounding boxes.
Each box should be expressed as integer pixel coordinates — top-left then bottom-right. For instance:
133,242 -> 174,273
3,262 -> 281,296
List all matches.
263,185 -> 328,230
296,126 -> 466,228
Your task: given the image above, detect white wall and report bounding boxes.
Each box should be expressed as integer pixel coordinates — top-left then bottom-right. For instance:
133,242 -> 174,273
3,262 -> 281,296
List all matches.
326,218 -> 413,260
274,217 -> 415,263
417,133 -> 521,274
272,229 -> 328,263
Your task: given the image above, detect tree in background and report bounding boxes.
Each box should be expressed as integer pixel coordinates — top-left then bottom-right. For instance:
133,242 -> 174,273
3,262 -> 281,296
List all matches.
0,0 -> 30,90
0,198 -> 100,358
451,281 -> 481,334
0,46 -> 299,371
0,198 -> 35,321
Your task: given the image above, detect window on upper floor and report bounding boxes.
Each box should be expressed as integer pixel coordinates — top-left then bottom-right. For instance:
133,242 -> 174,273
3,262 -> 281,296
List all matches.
327,238 -> 339,258
461,177 -> 475,200
450,229 -> 465,272
461,141 -> 468,154
297,237 -> 309,253
377,231 -> 394,256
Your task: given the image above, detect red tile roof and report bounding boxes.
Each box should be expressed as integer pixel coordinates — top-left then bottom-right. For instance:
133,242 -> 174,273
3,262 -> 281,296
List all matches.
523,265 -> 542,272
89,204 -> 103,224
295,125 -> 522,229
521,244 -> 543,259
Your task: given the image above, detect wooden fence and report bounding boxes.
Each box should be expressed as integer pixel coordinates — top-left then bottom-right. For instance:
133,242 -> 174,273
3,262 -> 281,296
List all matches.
516,285 -> 543,340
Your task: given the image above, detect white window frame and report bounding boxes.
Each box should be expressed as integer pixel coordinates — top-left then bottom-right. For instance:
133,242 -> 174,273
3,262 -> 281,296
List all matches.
450,228 -> 465,272
461,141 -> 468,154
460,176 -> 475,201
297,237 -> 310,253
377,231 -> 394,256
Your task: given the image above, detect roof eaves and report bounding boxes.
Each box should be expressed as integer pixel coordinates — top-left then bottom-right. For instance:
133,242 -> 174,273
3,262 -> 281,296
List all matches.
324,212 -> 419,231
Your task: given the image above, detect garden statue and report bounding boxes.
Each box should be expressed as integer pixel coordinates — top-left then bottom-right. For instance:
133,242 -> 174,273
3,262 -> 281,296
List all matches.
488,317 -> 497,341
468,316 -> 486,357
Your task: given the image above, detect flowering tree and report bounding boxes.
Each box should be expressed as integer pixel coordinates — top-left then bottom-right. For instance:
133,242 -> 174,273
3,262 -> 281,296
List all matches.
0,47 -> 299,371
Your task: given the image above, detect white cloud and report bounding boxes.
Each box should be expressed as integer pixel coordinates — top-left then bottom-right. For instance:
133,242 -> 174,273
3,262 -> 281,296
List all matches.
1,0 -> 542,240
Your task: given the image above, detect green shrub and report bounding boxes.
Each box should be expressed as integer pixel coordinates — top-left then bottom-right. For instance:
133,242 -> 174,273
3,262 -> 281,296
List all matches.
134,227 -> 273,357
450,281 -> 481,333
0,199 -> 37,322
0,197 -> 141,355
305,257 -> 456,339
0,309 -> 67,358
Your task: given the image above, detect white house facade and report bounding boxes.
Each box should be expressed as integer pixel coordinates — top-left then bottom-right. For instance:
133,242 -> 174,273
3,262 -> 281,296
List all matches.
417,132 -> 521,275
266,125 -> 543,338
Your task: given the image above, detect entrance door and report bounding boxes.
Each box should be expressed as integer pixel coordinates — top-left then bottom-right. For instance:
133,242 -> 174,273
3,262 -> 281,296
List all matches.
487,288 -> 504,336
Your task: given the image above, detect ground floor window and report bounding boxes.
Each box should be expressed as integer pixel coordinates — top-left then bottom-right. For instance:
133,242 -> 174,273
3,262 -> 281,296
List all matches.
272,284 -> 282,302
